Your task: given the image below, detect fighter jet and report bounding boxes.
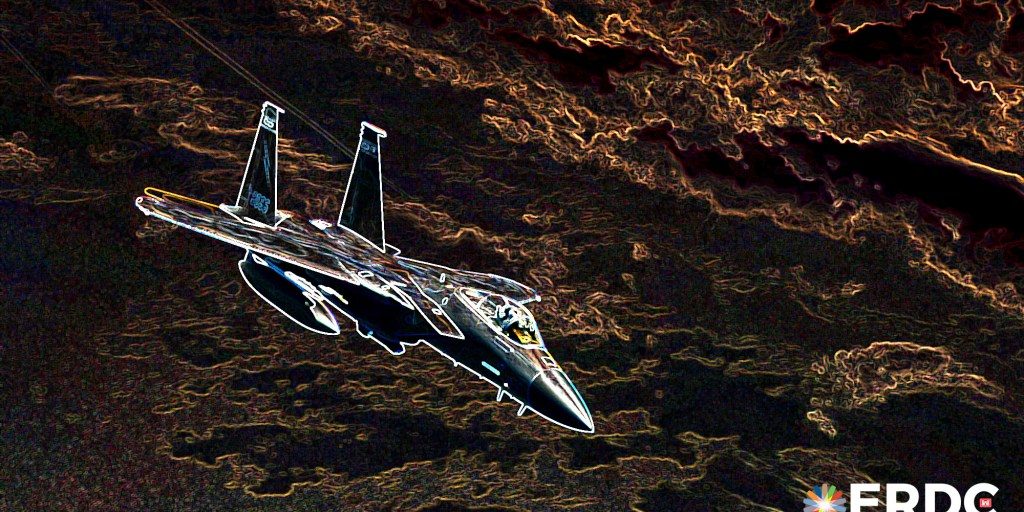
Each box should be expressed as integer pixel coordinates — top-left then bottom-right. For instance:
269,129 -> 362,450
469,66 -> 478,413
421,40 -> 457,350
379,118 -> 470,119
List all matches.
135,102 -> 594,433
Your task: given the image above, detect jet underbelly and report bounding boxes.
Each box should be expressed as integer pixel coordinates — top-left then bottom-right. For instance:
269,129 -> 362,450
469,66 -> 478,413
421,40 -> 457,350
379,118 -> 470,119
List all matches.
238,253 -> 341,335
264,256 -> 437,353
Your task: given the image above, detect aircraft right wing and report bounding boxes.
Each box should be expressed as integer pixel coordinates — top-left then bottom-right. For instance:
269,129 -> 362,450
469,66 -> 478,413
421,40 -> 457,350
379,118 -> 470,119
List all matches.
392,269 -> 464,339
396,257 -> 540,304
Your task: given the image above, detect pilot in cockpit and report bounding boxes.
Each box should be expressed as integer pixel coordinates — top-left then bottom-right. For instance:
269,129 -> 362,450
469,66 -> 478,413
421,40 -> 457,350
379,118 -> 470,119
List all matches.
496,304 -> 523,333
497,303 -> 539,343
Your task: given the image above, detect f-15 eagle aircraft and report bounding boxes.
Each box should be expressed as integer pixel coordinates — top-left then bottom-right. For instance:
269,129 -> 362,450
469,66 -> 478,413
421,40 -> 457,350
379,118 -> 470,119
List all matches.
135,102 -> 594,433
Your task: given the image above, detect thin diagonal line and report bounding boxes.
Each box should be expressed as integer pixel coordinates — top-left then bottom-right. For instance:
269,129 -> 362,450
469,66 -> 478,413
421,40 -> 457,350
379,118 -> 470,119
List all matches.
141,0 -> 354,158
139,0 -> 412,200
0,29 -> 52,93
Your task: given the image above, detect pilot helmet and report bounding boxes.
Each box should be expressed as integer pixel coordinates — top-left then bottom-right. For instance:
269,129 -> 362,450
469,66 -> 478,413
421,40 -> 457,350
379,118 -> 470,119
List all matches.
495,304 -> 511,319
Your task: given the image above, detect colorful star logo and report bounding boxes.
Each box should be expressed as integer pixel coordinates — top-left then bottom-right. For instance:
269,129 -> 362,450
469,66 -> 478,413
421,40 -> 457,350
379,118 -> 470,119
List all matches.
804,483 -> 846,512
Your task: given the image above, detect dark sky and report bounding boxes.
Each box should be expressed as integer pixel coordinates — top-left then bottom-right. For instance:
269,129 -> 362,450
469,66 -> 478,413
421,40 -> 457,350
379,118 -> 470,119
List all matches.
2,0 -> 1023,510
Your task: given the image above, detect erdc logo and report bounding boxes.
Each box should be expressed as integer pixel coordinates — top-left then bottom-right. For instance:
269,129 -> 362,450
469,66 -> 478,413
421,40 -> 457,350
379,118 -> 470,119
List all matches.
805,483 -> 998,512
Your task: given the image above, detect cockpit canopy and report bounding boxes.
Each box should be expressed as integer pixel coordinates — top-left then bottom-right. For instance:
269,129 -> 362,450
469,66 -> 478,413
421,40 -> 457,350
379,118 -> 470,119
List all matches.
458,287 -> 544,348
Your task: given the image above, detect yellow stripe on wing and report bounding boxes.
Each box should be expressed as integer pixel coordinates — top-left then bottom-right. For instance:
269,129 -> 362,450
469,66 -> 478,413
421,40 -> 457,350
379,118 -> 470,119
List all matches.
143,187 -> 219,211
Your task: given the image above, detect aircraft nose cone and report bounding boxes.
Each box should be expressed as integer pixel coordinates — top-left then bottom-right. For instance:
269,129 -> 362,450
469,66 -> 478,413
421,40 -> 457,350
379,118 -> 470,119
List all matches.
527,369 -> 594,433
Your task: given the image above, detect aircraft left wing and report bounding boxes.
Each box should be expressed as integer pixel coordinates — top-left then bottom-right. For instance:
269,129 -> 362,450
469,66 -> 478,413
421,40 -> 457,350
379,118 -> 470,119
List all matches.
136,192 -> 468,339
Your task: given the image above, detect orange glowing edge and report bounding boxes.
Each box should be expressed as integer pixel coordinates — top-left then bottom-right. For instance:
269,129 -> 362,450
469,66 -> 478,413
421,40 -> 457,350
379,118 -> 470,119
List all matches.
143,187 -> 218,211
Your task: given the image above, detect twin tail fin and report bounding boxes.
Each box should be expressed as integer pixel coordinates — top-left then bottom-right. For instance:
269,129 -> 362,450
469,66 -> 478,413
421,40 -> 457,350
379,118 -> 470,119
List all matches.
337,122 -> 387,251
223,101 -> 286,226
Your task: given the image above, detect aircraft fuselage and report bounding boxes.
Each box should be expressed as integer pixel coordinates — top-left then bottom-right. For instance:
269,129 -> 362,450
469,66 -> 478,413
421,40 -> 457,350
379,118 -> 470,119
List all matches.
136,101 -> 593,433
244,224 -> 594,433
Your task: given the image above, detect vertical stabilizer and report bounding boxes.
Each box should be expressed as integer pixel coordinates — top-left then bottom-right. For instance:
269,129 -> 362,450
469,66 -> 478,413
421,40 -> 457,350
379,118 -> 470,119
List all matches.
338,121 -> 387,250
225,102 -> 285,226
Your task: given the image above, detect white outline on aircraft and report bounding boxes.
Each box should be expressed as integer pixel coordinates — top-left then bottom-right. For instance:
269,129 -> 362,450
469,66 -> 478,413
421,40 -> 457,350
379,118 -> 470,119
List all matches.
134,102 -> 594,433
